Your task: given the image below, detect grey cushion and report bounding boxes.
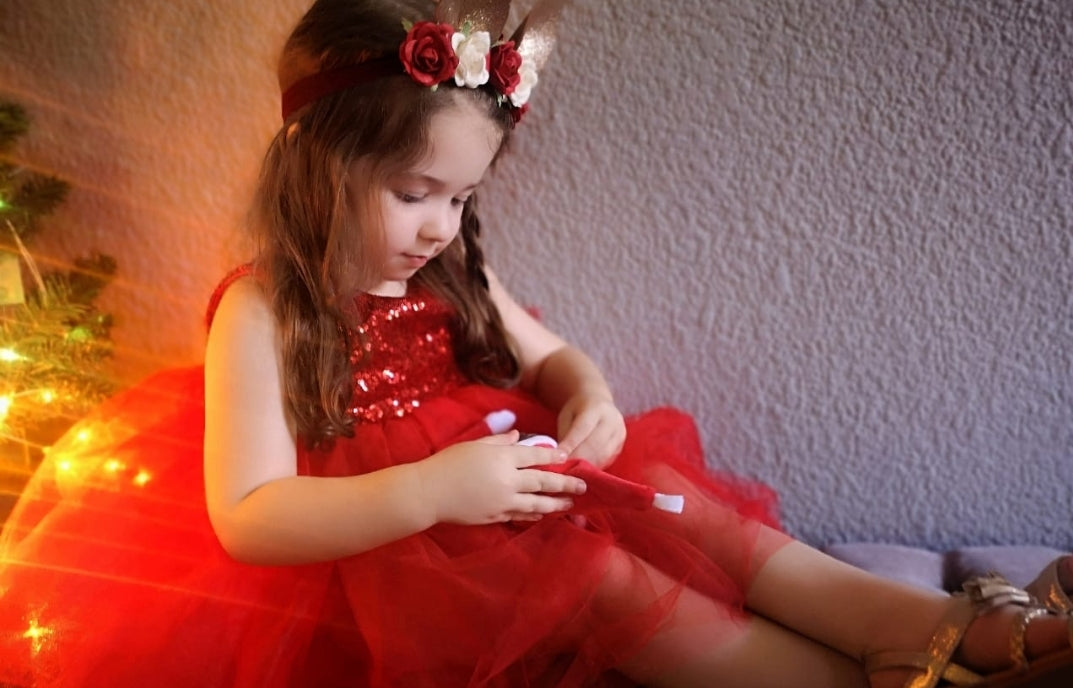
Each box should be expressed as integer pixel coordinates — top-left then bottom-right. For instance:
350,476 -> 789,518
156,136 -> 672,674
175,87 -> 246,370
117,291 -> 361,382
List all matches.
945,545 -> 1066,590
824,542 -> 1067,593
823,542 -> 945,591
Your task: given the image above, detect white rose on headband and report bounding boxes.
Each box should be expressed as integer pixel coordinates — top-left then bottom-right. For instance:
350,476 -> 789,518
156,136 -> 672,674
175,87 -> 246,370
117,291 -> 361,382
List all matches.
509,60 -> 538,107
452,30 -> 491,88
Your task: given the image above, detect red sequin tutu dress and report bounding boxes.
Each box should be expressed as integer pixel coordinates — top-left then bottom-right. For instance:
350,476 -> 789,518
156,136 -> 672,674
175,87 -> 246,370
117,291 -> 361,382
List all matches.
0,271 -> 783,687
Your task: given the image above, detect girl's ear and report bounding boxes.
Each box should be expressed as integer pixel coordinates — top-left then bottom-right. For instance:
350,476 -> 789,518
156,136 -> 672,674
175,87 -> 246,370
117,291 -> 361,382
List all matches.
285,122 -> 301,143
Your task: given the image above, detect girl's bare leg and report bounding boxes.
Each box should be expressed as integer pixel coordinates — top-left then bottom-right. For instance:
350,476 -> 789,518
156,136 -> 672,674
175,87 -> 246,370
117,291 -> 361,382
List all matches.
748,540 -> 1073,688
623,604 -> 867,688
634,464 -> 1072,687
586,547 -> 866,688
745,540 -> 950,659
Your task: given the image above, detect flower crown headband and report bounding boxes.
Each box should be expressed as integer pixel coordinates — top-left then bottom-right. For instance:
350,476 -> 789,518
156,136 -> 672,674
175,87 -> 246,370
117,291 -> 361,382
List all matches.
281,0 -> 567,123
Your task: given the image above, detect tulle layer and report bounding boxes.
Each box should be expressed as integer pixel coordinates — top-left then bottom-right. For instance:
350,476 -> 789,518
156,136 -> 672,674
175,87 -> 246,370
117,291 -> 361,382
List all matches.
0,367 -> 782,687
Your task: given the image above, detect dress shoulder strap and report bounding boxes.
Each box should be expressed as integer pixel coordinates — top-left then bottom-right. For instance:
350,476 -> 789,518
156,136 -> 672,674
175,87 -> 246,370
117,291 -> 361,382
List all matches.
204,263 -> 255,330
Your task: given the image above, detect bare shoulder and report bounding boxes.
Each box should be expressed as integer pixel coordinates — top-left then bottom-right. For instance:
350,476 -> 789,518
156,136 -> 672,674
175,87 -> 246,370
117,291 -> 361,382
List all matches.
204,276 -> 297,512
203,275 -> 287,433
207,276 -> 275,345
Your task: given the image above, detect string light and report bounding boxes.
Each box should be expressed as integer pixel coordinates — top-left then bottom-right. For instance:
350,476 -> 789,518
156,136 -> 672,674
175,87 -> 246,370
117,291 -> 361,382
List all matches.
23,616 -> 53,654
133,470 -> 152,487
0,388 -> 62,427
0,347 -> 23,362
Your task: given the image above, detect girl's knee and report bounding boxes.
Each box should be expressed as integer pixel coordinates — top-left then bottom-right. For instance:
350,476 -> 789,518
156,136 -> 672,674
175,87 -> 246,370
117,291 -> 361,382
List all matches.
590,548 -> 679,620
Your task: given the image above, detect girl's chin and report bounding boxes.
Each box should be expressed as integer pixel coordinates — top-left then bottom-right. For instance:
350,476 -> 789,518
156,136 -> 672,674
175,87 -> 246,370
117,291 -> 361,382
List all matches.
366,279 -> 408,297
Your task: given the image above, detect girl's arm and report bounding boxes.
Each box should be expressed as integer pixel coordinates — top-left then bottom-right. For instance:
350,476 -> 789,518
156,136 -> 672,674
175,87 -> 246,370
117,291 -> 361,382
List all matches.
203,279 -> 582,565
486,270 -> 626,466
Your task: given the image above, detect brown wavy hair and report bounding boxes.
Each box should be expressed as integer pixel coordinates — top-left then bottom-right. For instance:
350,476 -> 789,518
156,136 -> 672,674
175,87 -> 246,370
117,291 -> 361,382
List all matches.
250,0 -> 520,444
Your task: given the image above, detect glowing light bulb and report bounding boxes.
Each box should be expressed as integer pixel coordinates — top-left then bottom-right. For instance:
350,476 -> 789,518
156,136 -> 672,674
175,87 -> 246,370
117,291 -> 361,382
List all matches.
75,428 -> 92,443
0,395 -> 12,420
103,458 -> 125,473
133,470 -> 152,487
23,618 -> 53,654
0,348 -> 21,362
39,389 -> 56,403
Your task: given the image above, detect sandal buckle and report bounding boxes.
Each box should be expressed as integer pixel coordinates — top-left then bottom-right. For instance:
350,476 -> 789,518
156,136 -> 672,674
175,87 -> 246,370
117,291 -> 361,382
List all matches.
962,575 -> 1032,611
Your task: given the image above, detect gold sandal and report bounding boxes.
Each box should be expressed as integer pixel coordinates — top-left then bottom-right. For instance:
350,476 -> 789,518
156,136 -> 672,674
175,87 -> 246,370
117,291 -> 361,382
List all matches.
865,575 -> 1073,687
1026,557 -> 1073,614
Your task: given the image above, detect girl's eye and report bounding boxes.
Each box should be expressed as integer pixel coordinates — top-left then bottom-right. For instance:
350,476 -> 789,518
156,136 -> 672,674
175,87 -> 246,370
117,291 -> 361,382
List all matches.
451,197 -> 470,207
395,192 -> 424,204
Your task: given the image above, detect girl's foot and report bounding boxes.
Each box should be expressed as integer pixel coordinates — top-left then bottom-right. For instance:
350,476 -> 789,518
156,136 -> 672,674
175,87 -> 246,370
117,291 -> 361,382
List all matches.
1026,555 -> 1073,614
867,577 -> 1073,688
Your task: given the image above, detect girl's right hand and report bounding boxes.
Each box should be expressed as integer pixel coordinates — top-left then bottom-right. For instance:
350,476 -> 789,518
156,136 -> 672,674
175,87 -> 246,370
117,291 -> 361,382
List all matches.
417,432 -> 587,525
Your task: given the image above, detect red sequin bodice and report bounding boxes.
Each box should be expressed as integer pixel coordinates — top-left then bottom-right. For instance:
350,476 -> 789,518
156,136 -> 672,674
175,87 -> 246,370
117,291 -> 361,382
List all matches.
348,287 -> 468,423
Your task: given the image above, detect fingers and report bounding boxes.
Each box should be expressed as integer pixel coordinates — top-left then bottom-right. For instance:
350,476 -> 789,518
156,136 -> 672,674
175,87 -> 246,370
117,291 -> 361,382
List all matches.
561,422 -> 625,467
510,444 -> 567,468
555,416 -> 594,457
474,430 -> 520,446
518,468 -> 587,496
507,512 -> 544,522
512,493 -> 576,516
556,403 -> 626,464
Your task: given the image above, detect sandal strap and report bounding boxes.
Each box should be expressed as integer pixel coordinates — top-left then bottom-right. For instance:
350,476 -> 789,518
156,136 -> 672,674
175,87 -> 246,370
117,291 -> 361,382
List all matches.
864,650 -> 983,686
865,594 -> 977,688
1009,607 -> 1049,670
1026,557 -> 1073,614
864,575 -> 1036,688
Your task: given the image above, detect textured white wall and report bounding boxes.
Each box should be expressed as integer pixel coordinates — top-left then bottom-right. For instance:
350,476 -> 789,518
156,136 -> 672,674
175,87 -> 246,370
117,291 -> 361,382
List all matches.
1,0 -> 306,370
3,1 -> 1070,550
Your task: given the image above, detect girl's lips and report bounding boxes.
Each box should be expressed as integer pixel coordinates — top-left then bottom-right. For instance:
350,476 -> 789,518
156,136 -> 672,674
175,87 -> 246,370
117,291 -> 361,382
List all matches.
402,254 -> 429,268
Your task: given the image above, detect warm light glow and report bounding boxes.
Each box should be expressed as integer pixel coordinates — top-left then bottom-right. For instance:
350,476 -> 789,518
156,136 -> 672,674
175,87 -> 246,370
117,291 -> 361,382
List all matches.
0,347 -> 22,362
0,395 -> 12,420
75,428 -> 92,443
103,458 -> 125,473
23,617 -> 53,654
56,459 -> 73,472
133,469 -> 152,487
39,389 -> 56,404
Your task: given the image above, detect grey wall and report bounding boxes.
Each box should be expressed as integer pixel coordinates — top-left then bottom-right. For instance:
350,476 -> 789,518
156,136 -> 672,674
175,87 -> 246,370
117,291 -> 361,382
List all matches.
3,0 -> 1070,549
482,0 -> 1073,549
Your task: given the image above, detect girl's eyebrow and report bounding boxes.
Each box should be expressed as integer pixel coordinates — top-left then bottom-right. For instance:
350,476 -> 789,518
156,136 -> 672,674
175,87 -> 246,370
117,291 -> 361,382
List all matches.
397,172 -> 480,192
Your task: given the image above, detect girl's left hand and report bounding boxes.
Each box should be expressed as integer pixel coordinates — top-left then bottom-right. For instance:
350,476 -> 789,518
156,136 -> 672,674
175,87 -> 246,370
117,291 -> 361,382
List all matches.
555,393 -> 626,468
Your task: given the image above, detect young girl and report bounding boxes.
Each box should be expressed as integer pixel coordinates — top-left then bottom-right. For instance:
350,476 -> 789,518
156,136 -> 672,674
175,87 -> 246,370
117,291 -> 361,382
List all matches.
1,1 -> 1071,686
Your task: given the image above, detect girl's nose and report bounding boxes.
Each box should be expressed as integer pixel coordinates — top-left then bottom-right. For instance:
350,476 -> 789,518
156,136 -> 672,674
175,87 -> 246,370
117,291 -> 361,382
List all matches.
421,206 -> 457,242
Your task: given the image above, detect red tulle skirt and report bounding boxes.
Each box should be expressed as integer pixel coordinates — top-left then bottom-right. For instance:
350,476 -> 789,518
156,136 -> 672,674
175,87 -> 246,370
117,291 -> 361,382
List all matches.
0,367 -> 782,687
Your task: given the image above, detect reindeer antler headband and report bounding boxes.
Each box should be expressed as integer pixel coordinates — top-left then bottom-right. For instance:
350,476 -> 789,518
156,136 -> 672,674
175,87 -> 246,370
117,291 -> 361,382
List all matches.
281,0 -> 567,123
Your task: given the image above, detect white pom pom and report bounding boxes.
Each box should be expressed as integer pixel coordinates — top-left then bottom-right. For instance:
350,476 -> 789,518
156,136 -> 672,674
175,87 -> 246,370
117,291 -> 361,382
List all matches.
483,410 -> 516,434
653,493 -> 684,514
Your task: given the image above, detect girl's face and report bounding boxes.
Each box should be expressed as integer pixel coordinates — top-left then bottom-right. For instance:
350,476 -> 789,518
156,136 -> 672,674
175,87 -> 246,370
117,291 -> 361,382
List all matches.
370,100 -> 502,296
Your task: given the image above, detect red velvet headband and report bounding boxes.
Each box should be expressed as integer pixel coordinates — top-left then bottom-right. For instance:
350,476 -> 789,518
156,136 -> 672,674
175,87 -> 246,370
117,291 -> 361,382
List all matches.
280,56 -> 402,121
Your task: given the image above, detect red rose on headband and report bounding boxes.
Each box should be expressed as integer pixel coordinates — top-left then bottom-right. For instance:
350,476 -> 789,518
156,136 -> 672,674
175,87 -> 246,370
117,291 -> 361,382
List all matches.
399,21 -> 458,87
489,41 -> 522,95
